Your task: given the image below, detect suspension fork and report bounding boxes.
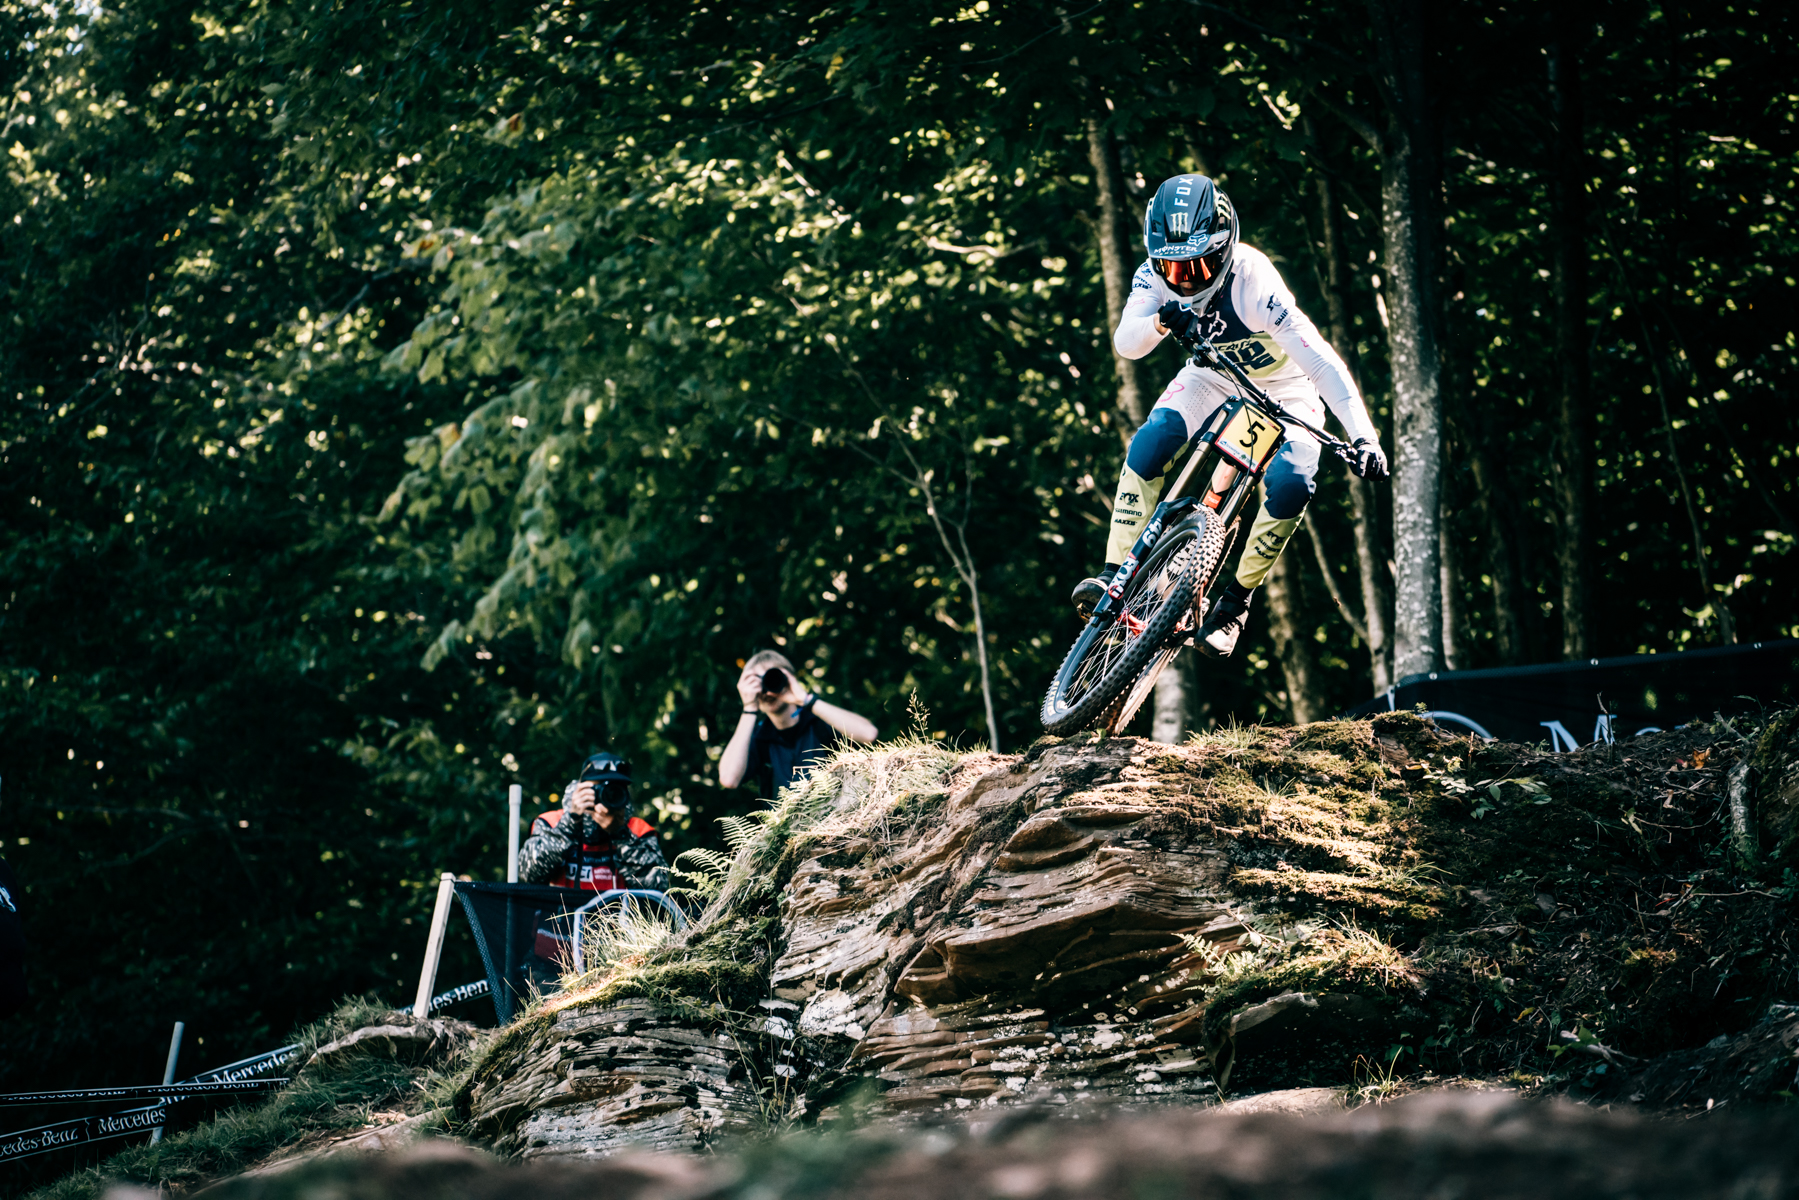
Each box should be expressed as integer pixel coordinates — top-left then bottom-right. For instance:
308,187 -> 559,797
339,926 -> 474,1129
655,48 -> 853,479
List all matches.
1091,495 -> 1202,620
1160,404 -> 1263,520
1090,395 -> 1281,625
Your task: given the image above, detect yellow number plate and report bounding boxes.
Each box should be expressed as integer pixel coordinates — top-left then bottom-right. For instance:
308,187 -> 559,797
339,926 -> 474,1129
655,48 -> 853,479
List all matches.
1216,404 -> 1281,470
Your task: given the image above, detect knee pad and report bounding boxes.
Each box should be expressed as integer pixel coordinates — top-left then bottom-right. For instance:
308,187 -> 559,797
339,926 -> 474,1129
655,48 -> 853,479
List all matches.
1125,407 -> 1190,481
1262,440 -> 1320,520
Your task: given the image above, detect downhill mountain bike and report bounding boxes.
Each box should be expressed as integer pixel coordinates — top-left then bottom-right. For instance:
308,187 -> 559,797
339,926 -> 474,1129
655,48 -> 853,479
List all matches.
1039,327 -> 1360,736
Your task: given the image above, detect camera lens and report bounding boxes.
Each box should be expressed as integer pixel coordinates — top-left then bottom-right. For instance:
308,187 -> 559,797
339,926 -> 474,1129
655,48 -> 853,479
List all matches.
760,667 -> 788,695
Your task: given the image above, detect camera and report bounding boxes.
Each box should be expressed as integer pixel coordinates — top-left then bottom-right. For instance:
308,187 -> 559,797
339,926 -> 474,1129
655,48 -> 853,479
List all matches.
759,666 -> 789,697
577,752 -> 633,810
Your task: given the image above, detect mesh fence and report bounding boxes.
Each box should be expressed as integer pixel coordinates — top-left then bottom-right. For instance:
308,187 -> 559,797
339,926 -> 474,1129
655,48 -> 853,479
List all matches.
451,882 -> 684,1024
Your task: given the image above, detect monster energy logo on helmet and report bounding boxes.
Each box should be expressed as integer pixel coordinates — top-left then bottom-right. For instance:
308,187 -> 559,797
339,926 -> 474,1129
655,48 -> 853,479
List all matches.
1143,174 -> 1238,306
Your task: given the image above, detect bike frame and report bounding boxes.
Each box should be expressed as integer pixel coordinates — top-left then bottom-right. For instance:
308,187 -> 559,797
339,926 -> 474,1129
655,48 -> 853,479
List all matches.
1088,331 -> 1355,625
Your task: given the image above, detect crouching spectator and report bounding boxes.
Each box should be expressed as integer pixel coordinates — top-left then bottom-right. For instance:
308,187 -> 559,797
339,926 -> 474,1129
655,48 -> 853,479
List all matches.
719,649 -> 878,799
517,752 -> 670,892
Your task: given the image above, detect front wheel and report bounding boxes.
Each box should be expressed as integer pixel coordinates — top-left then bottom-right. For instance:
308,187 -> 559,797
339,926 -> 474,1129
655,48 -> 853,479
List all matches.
1040,514 -> 1205,735
1101,507 -> 1237,733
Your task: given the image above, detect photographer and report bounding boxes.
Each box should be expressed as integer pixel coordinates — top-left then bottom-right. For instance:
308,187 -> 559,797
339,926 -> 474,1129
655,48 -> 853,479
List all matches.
719,650 -> 878,799
517,752 -> 670,892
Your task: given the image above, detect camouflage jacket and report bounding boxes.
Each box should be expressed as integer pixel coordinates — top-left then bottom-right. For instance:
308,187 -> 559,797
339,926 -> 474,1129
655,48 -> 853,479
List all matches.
515,783 -> 669,892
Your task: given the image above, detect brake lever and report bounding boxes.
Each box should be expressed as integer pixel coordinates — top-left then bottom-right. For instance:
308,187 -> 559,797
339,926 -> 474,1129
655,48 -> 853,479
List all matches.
1175,331 -> 1218,368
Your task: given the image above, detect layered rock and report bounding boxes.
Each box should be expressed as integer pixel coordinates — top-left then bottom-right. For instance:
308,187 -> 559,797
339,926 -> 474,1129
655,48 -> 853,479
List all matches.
462,710 -> 1799,1156
466,735 -> 1288,1150
773,738 -> 1252,1112
465,998 -> 759,1158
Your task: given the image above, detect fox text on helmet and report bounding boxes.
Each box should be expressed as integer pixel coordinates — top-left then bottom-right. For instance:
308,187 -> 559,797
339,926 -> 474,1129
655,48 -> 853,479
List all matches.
1142,174 -> 1238,307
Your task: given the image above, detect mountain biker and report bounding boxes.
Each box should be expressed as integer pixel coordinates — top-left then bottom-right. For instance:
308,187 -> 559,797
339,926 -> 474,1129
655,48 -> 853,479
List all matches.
1071,174 -> 1389,657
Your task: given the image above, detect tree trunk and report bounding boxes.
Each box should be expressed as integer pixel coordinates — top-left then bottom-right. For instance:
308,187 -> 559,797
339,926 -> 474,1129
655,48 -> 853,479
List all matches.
1347,483 -> 1393,691
1150,655 -> 1191,743
1367,0 -> 1444,681
1440,285 -> 1528,666
1088,117 -> 1188,729
1439,485 -> 1461,671
1309,145 -> 1393,692
1549,19 -> 1593,659
1085,116 -> 1148,430
1465,444 -> 1528,664
1266,549 -> 1323,724
1593,236 -> 1736,645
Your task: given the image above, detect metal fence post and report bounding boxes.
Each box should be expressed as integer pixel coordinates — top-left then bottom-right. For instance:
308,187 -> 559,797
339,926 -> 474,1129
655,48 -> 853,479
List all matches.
148,1021 -> 183,1144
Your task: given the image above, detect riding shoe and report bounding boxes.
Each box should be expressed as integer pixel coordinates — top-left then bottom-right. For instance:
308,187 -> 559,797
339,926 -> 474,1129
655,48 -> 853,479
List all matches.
1198,583 -> 1256,658
1071,563 -> 1121,619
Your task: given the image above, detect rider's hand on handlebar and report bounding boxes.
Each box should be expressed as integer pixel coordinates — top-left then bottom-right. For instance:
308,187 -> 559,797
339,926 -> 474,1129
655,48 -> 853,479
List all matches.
1157,300 -> 1199,343
1350,438 -> 1390,482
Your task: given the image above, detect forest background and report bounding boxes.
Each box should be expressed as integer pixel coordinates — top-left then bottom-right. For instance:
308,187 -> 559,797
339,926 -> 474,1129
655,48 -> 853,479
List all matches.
1,0 -> 1795,1108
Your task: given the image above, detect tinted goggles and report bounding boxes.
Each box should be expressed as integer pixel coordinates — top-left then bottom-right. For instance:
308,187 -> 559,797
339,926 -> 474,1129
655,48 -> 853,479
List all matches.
1156,249 -> 1228,290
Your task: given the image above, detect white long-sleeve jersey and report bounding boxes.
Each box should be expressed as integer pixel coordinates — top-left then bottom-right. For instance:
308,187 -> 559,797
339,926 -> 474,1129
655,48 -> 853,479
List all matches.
1114,243 -> 1379,447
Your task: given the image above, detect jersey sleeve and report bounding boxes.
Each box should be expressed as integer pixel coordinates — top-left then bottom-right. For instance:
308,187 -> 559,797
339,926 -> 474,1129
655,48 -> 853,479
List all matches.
1114,260 -> 1169,360
618,829 -> 671,892
517,811 -> 574,884
1236,253 -> 1380,447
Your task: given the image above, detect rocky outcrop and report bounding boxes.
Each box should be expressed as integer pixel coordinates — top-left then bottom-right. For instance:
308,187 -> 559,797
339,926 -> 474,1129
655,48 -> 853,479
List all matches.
308,1017 -> 475,1071
465,999 -> 760,1158
461,711 -> 1799,1157
773,738 -> 1252,1113
465,736 -> 1271,1151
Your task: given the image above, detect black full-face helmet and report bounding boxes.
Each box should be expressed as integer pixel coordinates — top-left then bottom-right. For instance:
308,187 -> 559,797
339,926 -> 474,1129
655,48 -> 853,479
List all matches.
1143,174 -> 1238,305
577,751 -> 634,809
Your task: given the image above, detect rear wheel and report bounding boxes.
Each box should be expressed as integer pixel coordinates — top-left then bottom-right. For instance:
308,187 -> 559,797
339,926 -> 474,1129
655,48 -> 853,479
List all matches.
1041,513 -> 1208,735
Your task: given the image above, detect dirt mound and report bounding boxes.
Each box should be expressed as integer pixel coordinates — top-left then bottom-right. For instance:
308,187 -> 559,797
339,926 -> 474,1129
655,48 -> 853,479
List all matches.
454,709 -> 1799,1154
51,710 -> 1799,1199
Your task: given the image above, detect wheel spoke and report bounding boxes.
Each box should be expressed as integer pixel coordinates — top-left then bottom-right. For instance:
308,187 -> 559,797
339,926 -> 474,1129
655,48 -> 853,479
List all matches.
1062,534 -> 1189,708
1043,516 -> 1214,734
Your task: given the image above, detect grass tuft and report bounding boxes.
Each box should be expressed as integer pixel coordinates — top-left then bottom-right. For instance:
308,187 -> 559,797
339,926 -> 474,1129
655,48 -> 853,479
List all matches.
26,997 -> 486,1200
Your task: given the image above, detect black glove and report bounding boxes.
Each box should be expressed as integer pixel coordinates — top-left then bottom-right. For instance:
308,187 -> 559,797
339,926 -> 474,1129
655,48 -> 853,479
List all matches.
1350,438 -> 1389,481
1157,300 -> 1199,342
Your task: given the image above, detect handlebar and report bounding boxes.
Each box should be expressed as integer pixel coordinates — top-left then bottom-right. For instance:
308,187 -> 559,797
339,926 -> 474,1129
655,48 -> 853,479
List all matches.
1170,327 -> 1359,467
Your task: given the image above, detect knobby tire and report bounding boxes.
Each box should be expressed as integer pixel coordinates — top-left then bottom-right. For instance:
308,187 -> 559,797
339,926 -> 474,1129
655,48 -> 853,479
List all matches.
1102,510 -> 1237,733
1040,512 -> 1210,735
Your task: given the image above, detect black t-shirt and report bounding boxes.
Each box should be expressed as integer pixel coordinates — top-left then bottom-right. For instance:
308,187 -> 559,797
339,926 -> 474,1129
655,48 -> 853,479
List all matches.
746,703 -> 840,799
